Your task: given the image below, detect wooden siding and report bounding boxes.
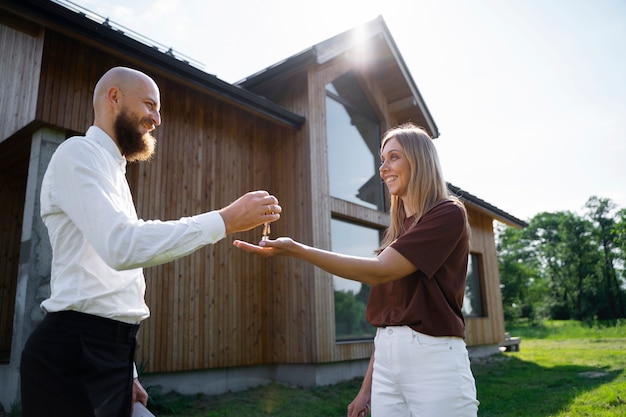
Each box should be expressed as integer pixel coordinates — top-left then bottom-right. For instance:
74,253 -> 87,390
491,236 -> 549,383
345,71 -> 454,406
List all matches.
131,103 -> 271,371
465,206 -> 506,346
241,54 -> 396,363
0,14 -> 43,142
128,85 -> 294,372
265,73 -> 319,364
30,30 -> 302,373
36,32 -> 116,133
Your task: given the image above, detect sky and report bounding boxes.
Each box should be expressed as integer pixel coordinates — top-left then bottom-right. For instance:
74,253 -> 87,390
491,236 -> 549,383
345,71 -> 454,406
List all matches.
64,0 -> 626,222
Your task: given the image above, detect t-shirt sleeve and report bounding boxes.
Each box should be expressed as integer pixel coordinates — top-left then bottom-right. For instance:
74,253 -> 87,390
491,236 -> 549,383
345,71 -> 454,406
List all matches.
390,202 -> 466,279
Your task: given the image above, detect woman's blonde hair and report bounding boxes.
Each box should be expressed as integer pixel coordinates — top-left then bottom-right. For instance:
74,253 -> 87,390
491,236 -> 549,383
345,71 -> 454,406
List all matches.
377,123 -> 465,252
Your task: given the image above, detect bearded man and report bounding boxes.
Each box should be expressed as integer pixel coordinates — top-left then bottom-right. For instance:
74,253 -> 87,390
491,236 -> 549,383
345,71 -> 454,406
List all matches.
19,67 -> 282,417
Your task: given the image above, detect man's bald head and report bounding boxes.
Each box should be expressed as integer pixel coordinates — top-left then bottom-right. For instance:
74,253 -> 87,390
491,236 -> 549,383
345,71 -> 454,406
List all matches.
93,67 -> 159,112
92,67 -> 161,162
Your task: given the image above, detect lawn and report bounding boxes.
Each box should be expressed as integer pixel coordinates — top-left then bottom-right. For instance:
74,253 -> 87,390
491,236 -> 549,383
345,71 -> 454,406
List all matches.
3,321 -> 624,416
473,319 -> 626,417
144,320 -> 626,417
473,338 -> 625,416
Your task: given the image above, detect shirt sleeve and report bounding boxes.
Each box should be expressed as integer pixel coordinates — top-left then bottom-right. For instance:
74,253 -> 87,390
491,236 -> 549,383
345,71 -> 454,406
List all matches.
390,201 -> 466,279
49,140 -> 226,271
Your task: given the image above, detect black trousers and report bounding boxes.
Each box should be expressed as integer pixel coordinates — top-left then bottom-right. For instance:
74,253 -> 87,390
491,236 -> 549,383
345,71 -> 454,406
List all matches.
20,311 -> 140,417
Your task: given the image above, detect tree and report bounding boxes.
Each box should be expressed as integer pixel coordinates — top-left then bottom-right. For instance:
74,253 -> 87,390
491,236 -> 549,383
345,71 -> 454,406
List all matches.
497,197 -> 626,322
614,208 -> 626,263
334,290 -> 368,337
556,211 -> 599,319
525,212 -> 583,319
497,223 -> 544,321
584,197 -> 626,318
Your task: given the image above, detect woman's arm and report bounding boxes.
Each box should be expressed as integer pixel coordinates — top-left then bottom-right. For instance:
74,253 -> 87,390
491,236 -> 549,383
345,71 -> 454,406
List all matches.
233,238 -> 416,286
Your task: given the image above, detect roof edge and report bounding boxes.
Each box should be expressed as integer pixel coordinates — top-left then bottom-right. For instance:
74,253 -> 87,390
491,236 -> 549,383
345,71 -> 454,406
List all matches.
447,183 -> 528,228
236,16 -> 438,137
4,0 -> 305,129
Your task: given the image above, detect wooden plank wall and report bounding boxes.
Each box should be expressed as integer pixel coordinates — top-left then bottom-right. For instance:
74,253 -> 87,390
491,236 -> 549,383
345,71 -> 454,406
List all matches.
250,58 -> 361,364
248,56 -> 396,363
263,72 -> 322,365
33,30 -> 298,373
306,61 -> 337,363
129,94 -> 286,372
36,32 -> 114,133
127,82 -> 300,372
464,206 -> 506,346
0,15 -> 43,142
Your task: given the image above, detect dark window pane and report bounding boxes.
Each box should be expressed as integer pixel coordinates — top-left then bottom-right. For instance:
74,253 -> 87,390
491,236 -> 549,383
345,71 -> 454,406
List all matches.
463,253 -> 485,317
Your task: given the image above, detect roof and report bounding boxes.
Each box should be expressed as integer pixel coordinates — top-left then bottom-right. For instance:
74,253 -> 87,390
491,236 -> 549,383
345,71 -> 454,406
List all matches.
237,16 -> 439,138
447,183 -> 528,228
2,0 -> 305,129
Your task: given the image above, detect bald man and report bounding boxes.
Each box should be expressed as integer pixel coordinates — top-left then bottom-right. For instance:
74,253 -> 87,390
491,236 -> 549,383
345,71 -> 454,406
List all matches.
20,67 -> 282,417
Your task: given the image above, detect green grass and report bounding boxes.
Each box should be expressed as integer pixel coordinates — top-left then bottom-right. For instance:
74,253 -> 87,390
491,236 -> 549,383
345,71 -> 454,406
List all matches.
505,318 -> 626,340
474,319 -> 626,417
143,320 -> 626,417
3,321 -> 623,416
149,380 -> 363,416
473,338 -> 626,416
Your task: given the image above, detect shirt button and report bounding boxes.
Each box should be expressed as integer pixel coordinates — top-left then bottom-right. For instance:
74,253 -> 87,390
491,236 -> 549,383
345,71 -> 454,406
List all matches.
387,328 -> 393,335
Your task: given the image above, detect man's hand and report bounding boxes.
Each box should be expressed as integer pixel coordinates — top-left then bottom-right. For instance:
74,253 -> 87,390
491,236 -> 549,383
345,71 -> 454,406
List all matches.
218,191 -> 281,235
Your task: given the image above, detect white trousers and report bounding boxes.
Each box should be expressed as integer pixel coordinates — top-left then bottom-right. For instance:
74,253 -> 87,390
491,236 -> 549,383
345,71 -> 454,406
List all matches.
371,326 -> 479,417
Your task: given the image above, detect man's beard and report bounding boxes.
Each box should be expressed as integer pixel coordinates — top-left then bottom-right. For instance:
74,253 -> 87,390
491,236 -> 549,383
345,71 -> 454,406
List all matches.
114,108 -> 157,162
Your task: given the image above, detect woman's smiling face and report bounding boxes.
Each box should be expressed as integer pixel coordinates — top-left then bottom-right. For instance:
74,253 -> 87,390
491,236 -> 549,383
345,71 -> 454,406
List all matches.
379,137 -> 411,200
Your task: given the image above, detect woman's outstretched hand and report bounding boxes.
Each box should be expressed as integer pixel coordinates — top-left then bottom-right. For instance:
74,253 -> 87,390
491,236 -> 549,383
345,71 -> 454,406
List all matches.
233,237 -> 297,258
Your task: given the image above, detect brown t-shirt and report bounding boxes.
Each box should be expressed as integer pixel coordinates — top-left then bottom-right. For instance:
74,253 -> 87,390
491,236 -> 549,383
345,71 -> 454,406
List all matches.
366,200 -> 469,338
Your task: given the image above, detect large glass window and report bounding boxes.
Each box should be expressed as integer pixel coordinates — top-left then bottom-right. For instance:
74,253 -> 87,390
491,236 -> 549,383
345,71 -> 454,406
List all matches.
463,253 -> 485,317
326,71 -> 384,342
331,218 -> 380,340
326,72 -> 383,210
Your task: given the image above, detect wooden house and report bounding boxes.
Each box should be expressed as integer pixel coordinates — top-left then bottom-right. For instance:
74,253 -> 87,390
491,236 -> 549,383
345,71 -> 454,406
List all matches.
0,0 -> 526,408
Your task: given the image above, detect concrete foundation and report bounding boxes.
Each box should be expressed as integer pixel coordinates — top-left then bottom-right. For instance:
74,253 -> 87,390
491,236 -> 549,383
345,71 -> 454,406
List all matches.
141,359 -> 370,397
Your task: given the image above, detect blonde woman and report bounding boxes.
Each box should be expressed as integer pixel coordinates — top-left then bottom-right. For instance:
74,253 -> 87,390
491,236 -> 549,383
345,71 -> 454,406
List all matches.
235,123 -> 479,416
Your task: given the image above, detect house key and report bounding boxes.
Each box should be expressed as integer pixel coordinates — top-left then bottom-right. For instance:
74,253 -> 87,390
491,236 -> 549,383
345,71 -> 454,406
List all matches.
262,222 -> 271,241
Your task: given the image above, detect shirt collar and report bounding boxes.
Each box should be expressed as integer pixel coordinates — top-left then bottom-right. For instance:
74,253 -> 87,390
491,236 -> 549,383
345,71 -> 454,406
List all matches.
86,126 -> 127,173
